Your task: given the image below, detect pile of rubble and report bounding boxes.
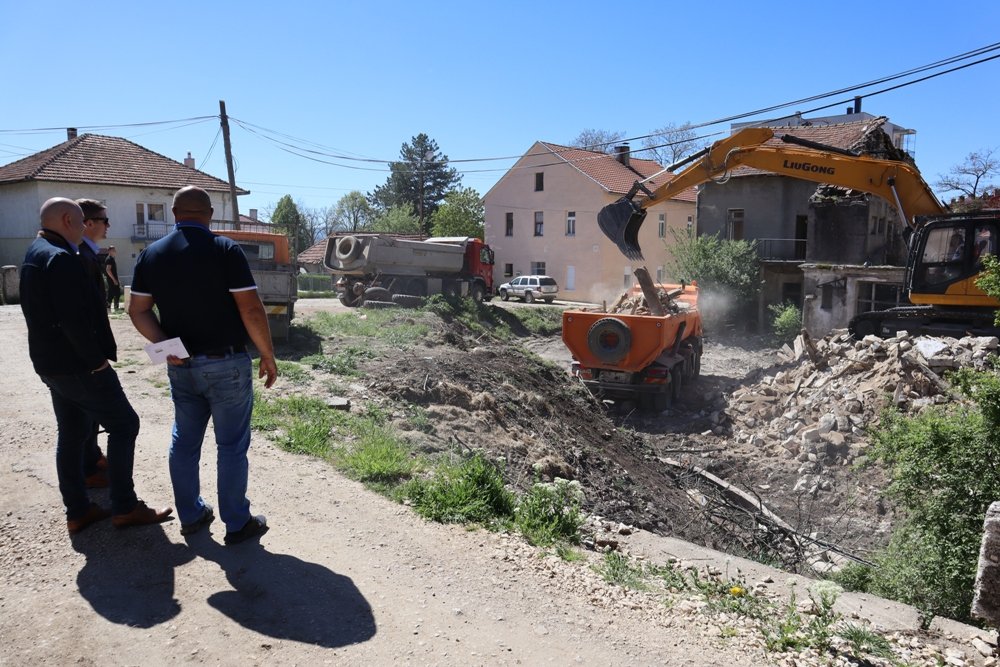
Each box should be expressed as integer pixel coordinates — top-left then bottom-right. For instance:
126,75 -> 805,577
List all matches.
607,286 -> 691,316
725,330 -> 998,468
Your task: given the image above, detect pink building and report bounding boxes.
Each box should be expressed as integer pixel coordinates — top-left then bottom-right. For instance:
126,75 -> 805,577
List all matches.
484,142 -> 696,304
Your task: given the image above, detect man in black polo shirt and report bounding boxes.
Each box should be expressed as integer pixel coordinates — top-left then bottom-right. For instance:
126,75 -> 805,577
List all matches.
129,186 -> 278,545
21,198 -> 172,534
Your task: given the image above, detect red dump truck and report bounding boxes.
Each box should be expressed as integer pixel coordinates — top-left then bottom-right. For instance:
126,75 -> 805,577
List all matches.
562,280 -> 703,412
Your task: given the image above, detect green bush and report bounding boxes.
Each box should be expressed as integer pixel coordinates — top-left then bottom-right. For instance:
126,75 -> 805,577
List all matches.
768,302 -> 802,344
865,371 -> 1000,625
514,479 -> 584,546
404,454 -> 515,525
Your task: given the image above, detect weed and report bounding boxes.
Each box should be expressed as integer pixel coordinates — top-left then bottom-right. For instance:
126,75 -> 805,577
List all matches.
403,453 -> 515,525
555,543 -> 585,562
838,623 -> 894,659
301,347 -> 376,376
275,360 -> 309,383
594,552 -> 647,590
768,302 -> 802,344
336,424 -> 418,484
406,405 -> 434,433
300,310 -> 429,348
514,479 -> 583,547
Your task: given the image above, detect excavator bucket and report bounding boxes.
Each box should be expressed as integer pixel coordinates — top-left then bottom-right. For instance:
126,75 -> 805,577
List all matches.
598,196 -> 647,260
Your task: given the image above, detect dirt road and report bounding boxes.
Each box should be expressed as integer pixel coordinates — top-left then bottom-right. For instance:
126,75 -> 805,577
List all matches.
0,303 -> 762,666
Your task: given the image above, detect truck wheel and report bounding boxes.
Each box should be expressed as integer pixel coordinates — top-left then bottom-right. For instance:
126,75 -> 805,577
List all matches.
670,367 -> 683,402
641,391 -> 670,413
334,236 -> 362,262
500,290 -> 509,301
587,317 -> 631,364
362,300 -> 397,310
365,286 -> 392,302
544,298 -> 554,304
471,283 -> 485,302
392,294 -> 425,308
524,291 -> 535,304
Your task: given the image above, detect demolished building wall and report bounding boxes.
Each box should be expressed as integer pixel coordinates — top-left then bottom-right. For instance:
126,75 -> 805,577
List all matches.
801,264 -> 905,340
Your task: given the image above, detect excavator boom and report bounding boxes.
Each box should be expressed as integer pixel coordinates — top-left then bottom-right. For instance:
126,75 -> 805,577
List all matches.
599,127 -> 945,259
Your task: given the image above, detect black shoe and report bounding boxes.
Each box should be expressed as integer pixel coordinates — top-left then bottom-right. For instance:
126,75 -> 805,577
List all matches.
224,515 -> 268,545
180,505 -> 215,536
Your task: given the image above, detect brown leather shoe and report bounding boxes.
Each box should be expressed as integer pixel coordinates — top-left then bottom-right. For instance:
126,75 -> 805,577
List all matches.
85,470 -> 109,489
67,503 -> 111,535
112,500 -> 173,529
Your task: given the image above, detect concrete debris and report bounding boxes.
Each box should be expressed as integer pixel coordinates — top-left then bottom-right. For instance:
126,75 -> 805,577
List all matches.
608,287 -> 689,316
728,330 -> 997,466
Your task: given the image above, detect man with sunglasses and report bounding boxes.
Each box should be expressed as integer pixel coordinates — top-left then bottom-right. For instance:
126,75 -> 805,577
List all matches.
76,199 -> 114,488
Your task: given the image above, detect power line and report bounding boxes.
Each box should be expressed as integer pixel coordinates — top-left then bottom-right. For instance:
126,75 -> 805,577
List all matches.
0,115 -> 218,135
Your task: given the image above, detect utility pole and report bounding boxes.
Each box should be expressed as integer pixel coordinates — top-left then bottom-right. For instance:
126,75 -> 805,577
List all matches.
219,100 -> 240,229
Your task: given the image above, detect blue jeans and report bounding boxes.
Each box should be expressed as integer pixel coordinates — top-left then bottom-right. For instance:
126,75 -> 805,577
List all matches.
40,367 -> 140,519
167,353 -> 254,531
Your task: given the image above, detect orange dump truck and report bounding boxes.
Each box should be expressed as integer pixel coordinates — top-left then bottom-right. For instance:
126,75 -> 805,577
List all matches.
562,282 -> 703,412
215,228 -> 297,340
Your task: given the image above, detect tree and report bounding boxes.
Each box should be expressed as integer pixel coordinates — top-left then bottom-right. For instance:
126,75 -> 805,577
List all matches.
935,148 -> 999,202
370,204 -> 421,234
368,134 -> 461,235
268,195 -> 313,260
430,187 -> 484,239
569,129 -> 626,153
329,191 -> 375,234
640,122 -> 709,167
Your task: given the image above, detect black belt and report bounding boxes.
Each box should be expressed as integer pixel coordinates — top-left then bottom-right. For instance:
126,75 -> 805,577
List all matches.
192,345 -> 246,359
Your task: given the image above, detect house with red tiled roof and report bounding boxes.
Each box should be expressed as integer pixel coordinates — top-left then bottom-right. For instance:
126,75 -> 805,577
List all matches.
0,129 -> 248,282
483,142 -> 696,304
696,112 -> 919,333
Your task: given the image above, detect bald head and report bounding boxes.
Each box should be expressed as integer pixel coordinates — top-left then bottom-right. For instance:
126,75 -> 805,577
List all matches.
40,198 -> 85,245
172,186 -> 213,224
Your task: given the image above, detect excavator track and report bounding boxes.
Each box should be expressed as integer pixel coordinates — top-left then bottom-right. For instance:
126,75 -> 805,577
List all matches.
849,306 -> 1000,340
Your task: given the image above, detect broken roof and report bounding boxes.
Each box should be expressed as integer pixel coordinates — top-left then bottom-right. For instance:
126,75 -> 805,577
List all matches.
0,133 -> 248,194
536,143 -> 697,203
731,116 -> 910,178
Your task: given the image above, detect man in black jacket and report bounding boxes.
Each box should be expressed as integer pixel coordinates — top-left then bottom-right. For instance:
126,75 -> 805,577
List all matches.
75,199 -> 112,488
20,197 -> 171,535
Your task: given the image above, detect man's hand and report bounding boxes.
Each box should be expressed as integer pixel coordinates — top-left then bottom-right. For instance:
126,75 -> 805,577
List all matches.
165,354 -> 189,367
259,356 -> 278,389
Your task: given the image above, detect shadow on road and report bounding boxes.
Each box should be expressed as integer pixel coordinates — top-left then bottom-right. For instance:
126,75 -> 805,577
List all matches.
186,533 -> 376,648
71,522 -> 191,627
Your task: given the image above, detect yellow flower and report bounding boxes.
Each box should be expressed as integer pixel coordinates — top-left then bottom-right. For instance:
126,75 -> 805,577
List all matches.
729,586 -> 746,597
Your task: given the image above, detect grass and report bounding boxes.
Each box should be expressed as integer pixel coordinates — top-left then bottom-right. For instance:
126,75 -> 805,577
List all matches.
300,347 -> 376,376
335,423 -> 419,485
514,479 -> 584,547
402,453 -> 515,525
300,310 -> 430,348
594,551 -> 648,590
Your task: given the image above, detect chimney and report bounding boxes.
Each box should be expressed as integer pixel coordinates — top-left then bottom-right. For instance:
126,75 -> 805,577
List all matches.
854,96 -> 862,114
613,144 -> 630,167
846,107 -> 853,115
67,128 -> 78,140
184,151 -> 195,168
249,208 -> 258,221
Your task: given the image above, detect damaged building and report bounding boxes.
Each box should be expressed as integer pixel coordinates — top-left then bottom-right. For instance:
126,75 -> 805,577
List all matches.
695,107 -> 920,336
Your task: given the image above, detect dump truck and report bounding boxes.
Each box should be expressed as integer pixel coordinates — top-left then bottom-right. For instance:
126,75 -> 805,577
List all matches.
563,270 -> 703,412
324,234 -> 495,307
596,126 -> 1000,339
215,228 -> 297,339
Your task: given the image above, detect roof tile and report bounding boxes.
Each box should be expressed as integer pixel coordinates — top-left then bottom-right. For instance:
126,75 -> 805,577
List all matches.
0,134 -> 247,193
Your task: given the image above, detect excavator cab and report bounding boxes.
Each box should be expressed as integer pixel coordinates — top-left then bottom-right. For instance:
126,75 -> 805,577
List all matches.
907,214 -> 999,306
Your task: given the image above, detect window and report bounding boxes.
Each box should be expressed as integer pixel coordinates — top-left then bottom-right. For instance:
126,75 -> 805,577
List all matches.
821,284 -> 833,310
687,215 -> 693,231
856,282 -> 903,314
235,241 -> 275,261
566,211 -> 576,236
658,213 -> 666,238
623,267 -> 632,289
727,209 -> 744,241
534,211 -> 544,236
656,266 -> 664,283
530,262 -> 546,275
504,263 -> 513,277
505,212 -> 513,237
135,202 -> 166,238
535,173 -> 544,191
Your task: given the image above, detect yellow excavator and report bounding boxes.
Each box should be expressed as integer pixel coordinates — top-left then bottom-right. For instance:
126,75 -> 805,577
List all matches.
597,127 -> 1000,338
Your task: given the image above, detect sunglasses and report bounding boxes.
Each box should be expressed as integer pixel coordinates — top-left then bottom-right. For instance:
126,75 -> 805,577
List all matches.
87,217 -> 110,225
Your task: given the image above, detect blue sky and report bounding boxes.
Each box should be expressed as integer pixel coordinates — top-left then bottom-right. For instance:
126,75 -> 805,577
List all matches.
2,1 -> 998,218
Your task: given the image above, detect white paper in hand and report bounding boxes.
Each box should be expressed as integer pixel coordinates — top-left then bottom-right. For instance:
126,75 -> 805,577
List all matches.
144,338 -> 190,364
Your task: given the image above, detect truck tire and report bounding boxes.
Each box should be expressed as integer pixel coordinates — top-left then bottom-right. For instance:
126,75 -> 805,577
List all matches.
500,289 -> 510,301
335,236 -> 362,262
362,300 -> 397,310
364,286 -> 392,302
339,292 -> 359,307
670,367 -> 683,402
470,283 -> 485,303
524,291 -> 535,304
587,317 -> 631,364
392,294 -> 425,308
